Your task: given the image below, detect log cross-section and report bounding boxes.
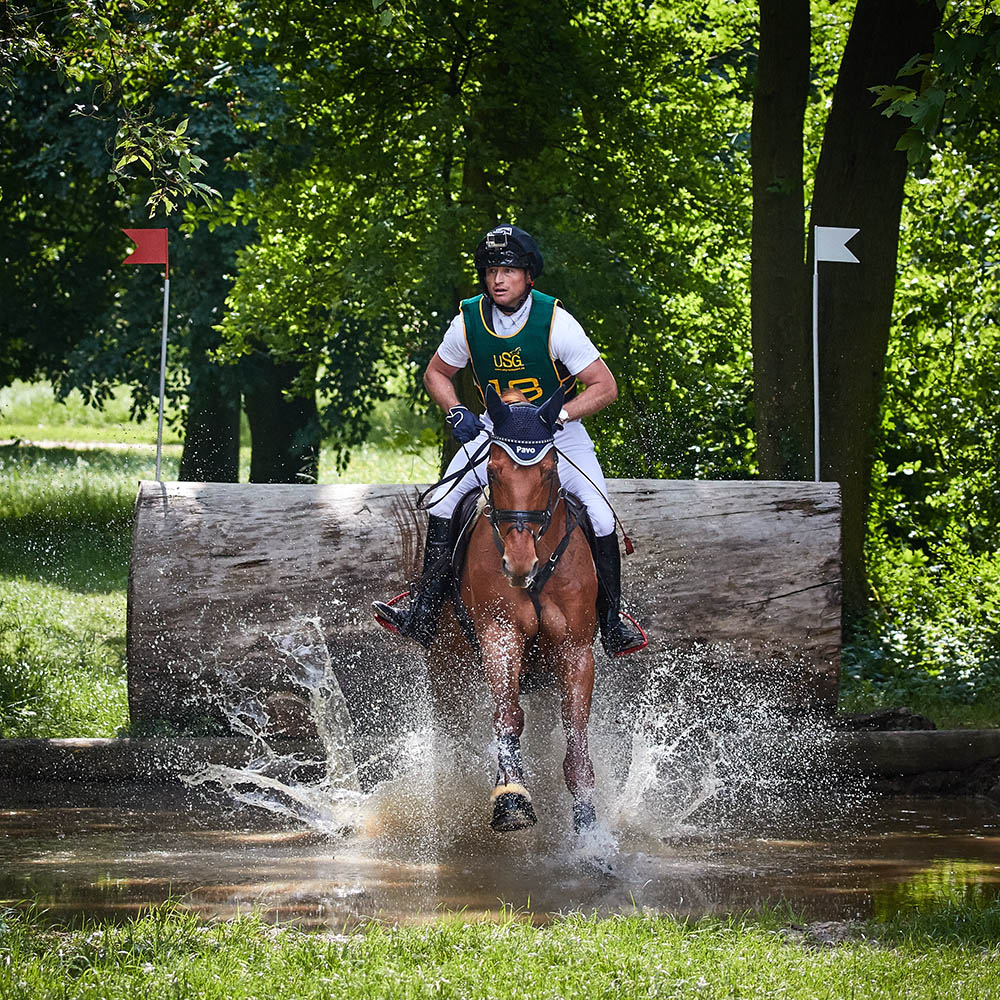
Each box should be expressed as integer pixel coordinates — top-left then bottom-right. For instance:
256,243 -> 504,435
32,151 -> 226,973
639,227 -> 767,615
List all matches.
127,479 -> 841,737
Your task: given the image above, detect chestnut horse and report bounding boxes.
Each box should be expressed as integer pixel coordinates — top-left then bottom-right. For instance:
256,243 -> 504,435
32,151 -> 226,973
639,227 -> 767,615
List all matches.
443,385 -> 599,833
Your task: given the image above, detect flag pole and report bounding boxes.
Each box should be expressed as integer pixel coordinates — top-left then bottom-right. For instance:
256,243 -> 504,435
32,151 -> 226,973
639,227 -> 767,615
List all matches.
121,228 -> 171,481
812,251 -> 820,483
156,271 -> 170,481
812,225 -> 861,485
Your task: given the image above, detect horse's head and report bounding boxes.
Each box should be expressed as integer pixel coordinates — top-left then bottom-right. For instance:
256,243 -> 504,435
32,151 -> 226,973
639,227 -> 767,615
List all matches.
484,384 -> 566,589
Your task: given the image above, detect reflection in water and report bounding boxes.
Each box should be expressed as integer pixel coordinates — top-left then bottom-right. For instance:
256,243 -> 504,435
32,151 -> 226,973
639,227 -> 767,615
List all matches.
3,623 -> 999,927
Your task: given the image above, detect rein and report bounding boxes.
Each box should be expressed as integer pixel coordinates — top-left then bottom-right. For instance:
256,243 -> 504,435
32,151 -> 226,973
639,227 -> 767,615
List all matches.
415,438 -> 491,510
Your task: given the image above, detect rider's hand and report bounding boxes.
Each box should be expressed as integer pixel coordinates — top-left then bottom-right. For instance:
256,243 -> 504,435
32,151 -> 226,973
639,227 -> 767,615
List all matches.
446,405 -> 485,444
554,406 -> 570,432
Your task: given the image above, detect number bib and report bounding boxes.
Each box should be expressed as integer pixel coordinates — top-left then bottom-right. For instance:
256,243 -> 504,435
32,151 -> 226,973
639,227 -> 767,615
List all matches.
461,291 -> 576,405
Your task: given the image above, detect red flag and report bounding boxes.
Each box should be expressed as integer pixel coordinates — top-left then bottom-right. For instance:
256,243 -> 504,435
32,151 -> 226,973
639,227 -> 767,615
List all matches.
122,228 -> 169,278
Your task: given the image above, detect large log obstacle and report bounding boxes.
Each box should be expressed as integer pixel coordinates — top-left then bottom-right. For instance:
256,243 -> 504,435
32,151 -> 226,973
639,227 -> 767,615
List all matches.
127,480 -> 841,745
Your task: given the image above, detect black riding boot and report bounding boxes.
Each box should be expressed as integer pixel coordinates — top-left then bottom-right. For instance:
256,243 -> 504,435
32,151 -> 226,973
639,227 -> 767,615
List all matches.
594,532 -> 647,657
372,515 -> 451,649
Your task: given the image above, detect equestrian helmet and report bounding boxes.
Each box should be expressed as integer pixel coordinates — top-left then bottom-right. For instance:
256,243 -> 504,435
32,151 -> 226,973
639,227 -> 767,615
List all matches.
474,224 -> 544,287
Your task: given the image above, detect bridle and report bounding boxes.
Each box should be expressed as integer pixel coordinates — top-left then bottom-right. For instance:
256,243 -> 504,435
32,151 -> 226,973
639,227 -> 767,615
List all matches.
484,464 -> 561,559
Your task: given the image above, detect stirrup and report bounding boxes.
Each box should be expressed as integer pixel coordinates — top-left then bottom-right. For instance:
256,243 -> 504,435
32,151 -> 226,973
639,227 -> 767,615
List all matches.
603,611 -> 648,658
372,592 -> 409,634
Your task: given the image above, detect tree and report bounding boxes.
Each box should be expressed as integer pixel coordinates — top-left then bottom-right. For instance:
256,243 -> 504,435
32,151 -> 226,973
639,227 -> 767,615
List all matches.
1,1 -> 324,483
752,0 -> 944,616
218,0 -> 758,479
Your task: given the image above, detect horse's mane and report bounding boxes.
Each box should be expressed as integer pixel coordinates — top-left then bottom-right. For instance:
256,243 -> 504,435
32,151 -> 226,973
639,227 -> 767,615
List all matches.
500,389 -> 532,405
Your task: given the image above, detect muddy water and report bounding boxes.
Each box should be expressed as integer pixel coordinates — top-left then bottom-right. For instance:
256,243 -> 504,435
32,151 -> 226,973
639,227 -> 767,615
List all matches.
5,627 -> 998,928
2,797 -> 1000,927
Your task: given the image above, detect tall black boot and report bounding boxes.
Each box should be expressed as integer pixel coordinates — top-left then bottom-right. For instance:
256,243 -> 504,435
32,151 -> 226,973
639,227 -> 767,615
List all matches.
594,532 -> 647,657
372,515 -> 451,649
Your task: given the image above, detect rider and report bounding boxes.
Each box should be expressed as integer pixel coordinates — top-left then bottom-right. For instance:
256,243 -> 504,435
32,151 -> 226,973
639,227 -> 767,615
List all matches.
373,223 -> 646,658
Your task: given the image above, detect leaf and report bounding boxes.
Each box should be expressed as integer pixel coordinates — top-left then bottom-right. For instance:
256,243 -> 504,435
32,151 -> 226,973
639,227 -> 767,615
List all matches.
175,118 -> 189,136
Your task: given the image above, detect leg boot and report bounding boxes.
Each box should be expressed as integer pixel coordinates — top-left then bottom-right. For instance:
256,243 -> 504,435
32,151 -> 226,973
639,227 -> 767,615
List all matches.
594,531 -> 647,657
373,515 -> 451,649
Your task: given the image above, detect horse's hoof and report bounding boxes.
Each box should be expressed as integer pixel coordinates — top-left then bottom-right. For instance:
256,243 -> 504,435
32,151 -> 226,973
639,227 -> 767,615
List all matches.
573,801 -> 596,833
490,787 -> 537,833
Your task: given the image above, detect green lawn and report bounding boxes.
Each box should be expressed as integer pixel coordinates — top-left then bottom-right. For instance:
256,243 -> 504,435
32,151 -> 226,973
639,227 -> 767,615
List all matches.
0,381 -> 438,738
2,903 -> 999,1000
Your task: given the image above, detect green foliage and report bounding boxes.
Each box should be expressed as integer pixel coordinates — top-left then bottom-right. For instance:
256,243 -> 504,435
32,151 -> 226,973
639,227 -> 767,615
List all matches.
217,0 -> 759,477
872,4 -> 1000,168
2,0 -> 225,216
844,130 -> 1000,715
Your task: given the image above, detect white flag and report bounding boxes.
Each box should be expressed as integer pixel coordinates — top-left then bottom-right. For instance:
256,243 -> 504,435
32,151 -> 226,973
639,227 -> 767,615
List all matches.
815,226 -> 860,263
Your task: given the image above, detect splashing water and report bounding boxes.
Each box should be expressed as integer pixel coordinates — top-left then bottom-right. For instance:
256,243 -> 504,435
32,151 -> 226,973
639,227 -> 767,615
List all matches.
184,618 -> 367,835
185,623 -> 860,886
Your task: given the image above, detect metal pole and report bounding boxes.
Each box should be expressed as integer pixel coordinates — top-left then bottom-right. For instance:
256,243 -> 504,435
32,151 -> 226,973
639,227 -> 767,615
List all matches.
156,276 -> 170,481
812,252 -> 820,483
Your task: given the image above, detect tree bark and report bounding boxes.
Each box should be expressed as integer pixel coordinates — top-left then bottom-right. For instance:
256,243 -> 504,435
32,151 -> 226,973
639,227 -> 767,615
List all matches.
243,354 -> 321,484
179,331 -> 241,483
810,0 -> 943,616
751,0 -> 812,480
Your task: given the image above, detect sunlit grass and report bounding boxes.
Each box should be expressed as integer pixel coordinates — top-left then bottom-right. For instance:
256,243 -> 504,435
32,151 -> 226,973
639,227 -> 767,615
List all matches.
0,382 -> 439,737
0,379 -> 439,484
2,903 -> 1000,999
0,579 -> 127,739
0,380 -> 185,446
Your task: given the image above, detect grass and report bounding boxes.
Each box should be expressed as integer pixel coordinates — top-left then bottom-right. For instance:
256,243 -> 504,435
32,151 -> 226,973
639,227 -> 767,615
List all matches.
0,381 -> 439,739
2,902 -> 1000,999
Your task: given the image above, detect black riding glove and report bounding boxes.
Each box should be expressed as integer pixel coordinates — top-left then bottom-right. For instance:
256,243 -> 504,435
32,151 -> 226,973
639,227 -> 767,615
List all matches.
446,405 -> 485,444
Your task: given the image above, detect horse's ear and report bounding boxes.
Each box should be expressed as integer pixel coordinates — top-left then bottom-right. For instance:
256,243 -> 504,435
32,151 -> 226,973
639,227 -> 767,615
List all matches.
536,384 -> 566,433
484,382 -> 510,426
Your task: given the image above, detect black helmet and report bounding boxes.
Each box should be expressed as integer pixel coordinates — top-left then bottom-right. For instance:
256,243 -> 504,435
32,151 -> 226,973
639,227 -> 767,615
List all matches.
474,224 -> 544,286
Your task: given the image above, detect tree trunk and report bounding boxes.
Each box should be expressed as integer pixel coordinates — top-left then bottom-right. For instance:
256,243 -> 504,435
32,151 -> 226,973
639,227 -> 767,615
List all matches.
179,333 -> 241,483
810,0 -> 943,617
751,0 -> 812,480
243,355 -> 321,484
127,478 -> 843,742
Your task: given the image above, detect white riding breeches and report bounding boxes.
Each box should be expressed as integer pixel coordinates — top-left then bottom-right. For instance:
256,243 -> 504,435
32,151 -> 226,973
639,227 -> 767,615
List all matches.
426,417 -> 616,537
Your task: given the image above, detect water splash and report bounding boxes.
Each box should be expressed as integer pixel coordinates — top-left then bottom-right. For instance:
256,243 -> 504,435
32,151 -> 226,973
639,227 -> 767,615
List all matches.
186,626 -> 861,875
183,618 -> 367,835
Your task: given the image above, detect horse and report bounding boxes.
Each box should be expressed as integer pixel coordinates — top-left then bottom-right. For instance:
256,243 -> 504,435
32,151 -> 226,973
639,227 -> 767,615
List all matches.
432,384 -> 600,834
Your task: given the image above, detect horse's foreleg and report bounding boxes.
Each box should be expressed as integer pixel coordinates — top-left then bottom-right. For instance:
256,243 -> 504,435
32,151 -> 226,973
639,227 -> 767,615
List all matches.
481,627 -> 536,832
481,625 -> 527,742
557,645 -> 597,832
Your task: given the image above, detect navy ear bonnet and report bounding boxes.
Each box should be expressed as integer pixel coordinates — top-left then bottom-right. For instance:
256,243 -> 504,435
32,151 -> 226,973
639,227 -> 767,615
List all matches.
484,384 -> 566,466
491,405 -> 555,465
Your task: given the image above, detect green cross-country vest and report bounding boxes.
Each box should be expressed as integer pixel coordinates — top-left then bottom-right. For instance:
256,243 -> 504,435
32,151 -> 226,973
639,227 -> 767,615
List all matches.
460,290 -> 576,405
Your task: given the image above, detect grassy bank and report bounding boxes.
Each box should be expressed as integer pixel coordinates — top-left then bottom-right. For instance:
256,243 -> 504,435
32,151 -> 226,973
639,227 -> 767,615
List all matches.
0,381 -> 438,739
2,903 -> 999,999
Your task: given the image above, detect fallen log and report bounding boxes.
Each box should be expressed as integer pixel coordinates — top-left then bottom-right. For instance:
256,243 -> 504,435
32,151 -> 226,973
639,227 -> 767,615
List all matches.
127,479 -> 841,745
